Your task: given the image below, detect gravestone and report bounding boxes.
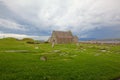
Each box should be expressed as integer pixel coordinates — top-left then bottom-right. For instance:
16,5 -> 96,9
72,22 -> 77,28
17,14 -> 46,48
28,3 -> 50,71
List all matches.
40,56 -> 47,61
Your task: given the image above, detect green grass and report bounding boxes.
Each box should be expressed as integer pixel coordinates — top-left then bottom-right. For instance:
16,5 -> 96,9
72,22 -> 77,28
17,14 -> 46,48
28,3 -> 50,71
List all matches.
0,38 -> 120,80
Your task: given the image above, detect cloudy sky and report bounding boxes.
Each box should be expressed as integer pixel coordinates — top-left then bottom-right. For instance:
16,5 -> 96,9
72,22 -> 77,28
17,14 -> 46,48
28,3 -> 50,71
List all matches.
0,0 -> 120,40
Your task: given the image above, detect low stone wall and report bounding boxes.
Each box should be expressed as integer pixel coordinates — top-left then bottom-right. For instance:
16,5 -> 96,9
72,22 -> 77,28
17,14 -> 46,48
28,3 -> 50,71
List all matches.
79,41 -> 120,45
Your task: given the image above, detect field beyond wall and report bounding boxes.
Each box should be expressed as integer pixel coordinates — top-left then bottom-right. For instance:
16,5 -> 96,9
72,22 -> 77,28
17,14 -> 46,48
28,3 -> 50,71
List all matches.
0,38 -> 120,80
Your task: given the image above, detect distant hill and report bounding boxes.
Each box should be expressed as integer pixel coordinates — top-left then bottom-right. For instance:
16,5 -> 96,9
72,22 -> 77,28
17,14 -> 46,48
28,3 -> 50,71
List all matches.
79,38 -> 120,41
79,38 -> 96,41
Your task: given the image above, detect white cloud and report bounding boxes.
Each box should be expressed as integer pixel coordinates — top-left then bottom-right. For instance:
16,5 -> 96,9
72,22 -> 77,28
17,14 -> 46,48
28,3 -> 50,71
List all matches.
0,33 -> 49,40
1,0 -> 120,34
0,18 -> 27,31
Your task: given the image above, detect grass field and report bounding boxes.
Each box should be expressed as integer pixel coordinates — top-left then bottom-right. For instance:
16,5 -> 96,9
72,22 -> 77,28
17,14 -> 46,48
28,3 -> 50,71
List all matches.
0,38 -> 120,80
